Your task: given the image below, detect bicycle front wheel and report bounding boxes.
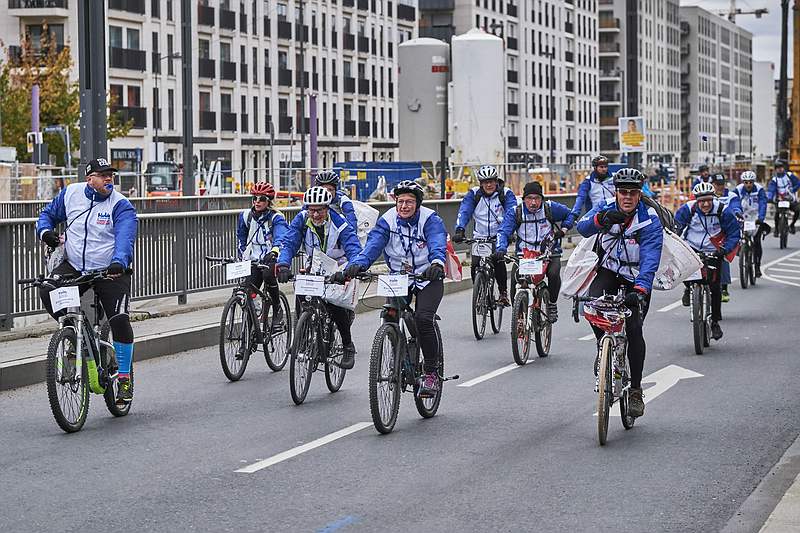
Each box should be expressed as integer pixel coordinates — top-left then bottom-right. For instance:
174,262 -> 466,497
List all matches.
779,214 -> 789,249
369,323 -> 402,434
490,278 -> 503,334
46,327 -> 89,433
289,312 -> 315,405
263,292 -> 293,371
510,290 -> 530,366
535,287 -> 553,357
219,295 -> 251,381
691,284 -> 704,355
472,272 -> 489,340
739,242 -> 749,290
324,321 -> 346,393
597,336 -> 613,446
414,322 -> 444,419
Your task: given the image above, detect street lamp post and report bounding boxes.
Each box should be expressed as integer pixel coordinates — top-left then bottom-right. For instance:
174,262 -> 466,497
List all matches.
153,52 -> 181,161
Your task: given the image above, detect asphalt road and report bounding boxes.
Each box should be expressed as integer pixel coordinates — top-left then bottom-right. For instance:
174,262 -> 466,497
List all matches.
2,235 -> 800,533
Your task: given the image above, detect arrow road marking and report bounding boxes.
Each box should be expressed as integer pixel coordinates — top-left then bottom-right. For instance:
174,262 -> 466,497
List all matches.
595,364 -> 703,417
762,250 -> 800,288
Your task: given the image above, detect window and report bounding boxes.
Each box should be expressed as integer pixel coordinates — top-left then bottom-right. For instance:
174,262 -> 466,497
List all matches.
278,51 -> 288,69
168,89 -> 175,130
279,98 -> 288,116
127,86 -> 141,107
127,28 -> 140,50
277,2 -> 287,19
253,47 -> 258,82
199,39 -> 210,59
220,42 -> 231,62
253,96 -> 259,132
110,84 -> 124,105
167,35 -> 174,75
221,93 -> 232,113
153,87 -> 160,128
109,26 -> 123,49
199,91 -> 211,111
27,23 -> 65,50
166,0 -> 173,20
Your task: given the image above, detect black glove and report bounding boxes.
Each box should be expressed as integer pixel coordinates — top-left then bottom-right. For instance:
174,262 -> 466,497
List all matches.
423,263 -> 445,281
276,264 -> 291,283
552,226 -> 566,239
598,210 -> 627,228
756,219 -> 764,226
624,289 -> 645,310
107,262 -> 125,277
41,230 -> 60,249
344,263 -> 365,279
452,227 -> 465,243
329,271 -> 347,284
491,250 -> 506,262
713,249 -> 727,260
263,250 -> 278,265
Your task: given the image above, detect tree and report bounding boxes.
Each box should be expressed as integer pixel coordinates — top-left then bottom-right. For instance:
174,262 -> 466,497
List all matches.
0,32 -> 132,167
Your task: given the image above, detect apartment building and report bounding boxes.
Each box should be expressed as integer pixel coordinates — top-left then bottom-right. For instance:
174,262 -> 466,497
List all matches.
3,0 -> 416,190
679,5 -> 753,164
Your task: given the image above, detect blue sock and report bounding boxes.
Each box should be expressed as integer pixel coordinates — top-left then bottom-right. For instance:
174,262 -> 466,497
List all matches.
114,342 -> 133,376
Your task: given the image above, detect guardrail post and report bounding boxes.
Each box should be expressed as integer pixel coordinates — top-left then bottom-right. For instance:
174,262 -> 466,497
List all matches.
0,225 -> 15,330
176,217 -> 188,305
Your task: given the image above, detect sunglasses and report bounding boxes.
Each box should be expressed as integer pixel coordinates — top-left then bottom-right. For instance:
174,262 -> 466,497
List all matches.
252,195 -> 270,202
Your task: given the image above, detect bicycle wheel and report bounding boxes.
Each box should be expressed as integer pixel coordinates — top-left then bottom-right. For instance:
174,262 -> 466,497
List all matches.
703,287 -> 711,347
509,262 -> 518,306
779,214 -> 788,249
510,290 -> 531,366
289,311 -> 315,405
749,246 -> 757,286
691,284 -> 704,355
535,287 -> 552,357
739,242 -> 749,290
368,323 -> 402,434
471,272 -> 489,340
414,322 -> 444,419
263,292 -> 293,371
219,294 -> 251,381
597,336 -> 613,446
324,321 -> 346,393
101,323 -> 133,418
490,278 -> 504,334
620,388 -> 636,430
46,327 -> 89,433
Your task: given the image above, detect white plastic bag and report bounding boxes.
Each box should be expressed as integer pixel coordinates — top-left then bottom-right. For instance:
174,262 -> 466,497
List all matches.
351,200 -> 379,246
652,230 -> 704,291
323,278 -> 359,310
560,235 -> 600,298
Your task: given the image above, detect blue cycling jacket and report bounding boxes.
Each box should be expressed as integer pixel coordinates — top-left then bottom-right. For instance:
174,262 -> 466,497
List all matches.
674,199 -> 741,255
717,188 -> 743,216
301,189 -> 358,229
733,183 -> 767,221
497,200 -> 574,255
767,172 -> 800,201
277,209 -> 362,269
571,171 -> 615,217
455,186 -> 517,238
236,208 -> 289,262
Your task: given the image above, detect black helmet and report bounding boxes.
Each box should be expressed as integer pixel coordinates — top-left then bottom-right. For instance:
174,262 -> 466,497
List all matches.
612,168 -> 644,190
712,173 -> 726,183
698,164 -> 709,172
775,159 -> 786,168
393,180 -> 425,205
591,155 -> 609,167
315,170 -> 341,187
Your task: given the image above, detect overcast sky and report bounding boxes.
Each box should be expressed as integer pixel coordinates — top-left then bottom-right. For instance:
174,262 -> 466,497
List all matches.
680,0 -> 793,79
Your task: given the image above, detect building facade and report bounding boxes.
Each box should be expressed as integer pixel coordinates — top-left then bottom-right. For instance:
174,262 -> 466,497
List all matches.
679,5 -> 753,165
3,0 -> 416,191
752,60 -> 776,161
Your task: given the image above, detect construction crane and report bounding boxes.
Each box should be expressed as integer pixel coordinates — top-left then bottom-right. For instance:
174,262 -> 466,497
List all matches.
717,0 -> 768,23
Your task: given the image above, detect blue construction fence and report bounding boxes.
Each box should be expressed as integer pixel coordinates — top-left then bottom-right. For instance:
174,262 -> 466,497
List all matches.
333,161 -> 423,202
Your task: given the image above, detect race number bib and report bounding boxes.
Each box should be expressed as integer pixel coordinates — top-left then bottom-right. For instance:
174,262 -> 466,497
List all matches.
376,274 -> 409,297
778,200 -> 791,209
518,259 -> 544,276
743,220 -> 757,232
471,242 -> 493,258
225,260 -> 251,281
294,275 -> 325,296
49,286 -> 80,313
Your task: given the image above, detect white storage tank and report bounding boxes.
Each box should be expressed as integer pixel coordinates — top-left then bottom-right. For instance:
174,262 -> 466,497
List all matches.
398,38 -> 450,163
450,29 -> 505,166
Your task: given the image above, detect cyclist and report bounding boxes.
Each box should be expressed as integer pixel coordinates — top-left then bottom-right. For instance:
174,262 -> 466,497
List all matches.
339,180 -> 447,397
576,168 -> 664,419
675,182 -> 740,340
692,164 -> 712,187
496,181 -> 575,322
452,165 -> 516,306
310,170 -> 358,230
275,186 -> 362,369
36,158 -> 138,404
767,159 -> 800,235
236,182 -> 289,333
571,155 -> 614,217
712,174 -> 742,303
733,171 -> 768,277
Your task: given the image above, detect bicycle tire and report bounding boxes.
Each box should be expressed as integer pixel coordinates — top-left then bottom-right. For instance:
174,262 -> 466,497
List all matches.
324,321 -> 346,393
101,323 -> 133,417
749,246 -> 757,286
597,336 -> 613,446
414,322 -> 444,419
471,272 -> 488,340
490,278 -> 504,334
510,290 -> 530,366
219,294 -> 251,381
263,292 -> 293,371
509,262 -> 518,306
779,213 -> 788,249
703,286 -> 711,347
535,287 -> 552,357
46,327 -> 89,433
691,284 -> 704,355
368,323 -> 402,434
739,242 -> 749,290
289,311 -> 315,405
620,388 -> 636,430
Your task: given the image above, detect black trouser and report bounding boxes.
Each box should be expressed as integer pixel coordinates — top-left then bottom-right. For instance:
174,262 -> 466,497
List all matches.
404,279 -> 444,373
774,199 -> 800,227
327,304 -> 354,346
546,259 -> 561,303
753,228 -> 763,266
471,255 -> 508,294
248,264 -> 281,315
39,261 -> 134,344
683,255 -> 722,322
589,268 -> 651,390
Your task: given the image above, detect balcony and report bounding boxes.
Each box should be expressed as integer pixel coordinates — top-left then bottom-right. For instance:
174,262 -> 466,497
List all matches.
241,114 -> 248,132
278,20 -> 292,39
264,66 -> 272,84
344,77 -> 356,93
565,110 -> 574,121
598,42 -> 620,55
599,17 -> 620,31
199,111 -> 216,130
278,68 -> 292,87
566,139 -> 575,150
109,0 -> 145,14
358,78 -> 370,95
112,106 -> 147,128
565,80 -> 574,92
9,0 -> 68,8
564,51 -> 574,63
599,69 -> 621,80
7,44 -> 68,65
344,120 -> 356,136
221,112 -> 237,131
198,58 -> 215,78
357,0 -> 368,9
681,43 -> 689,55
358,120 -> 370,136
418,0 -> 454,10
342,0 -> 354,6
109,47 -> 146,71
507,37 -> 518,51
398,3 -> 415,21
343,33 -> 356,51
295,71 -> 309,87
506,3 -> 517,17
420,25 -> 455,42
564,21 -> 573,34
278,116 -> 292,134
221,61 -> 236,81
220,9 -> 236,30
197,5 -> 214,26
358,35 -> 369,53
508,136 -> 519,149
507,70 -> 518,83
507,103 -> 518,116
599,92 -> 621,104
295,24 -> 308,42
599,116 -> 618,127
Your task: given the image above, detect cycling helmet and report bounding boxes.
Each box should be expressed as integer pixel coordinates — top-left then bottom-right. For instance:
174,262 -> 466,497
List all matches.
476,165 -> 500,182
692,181 -> 716,199
315,170 -> 340,187
591,155 -> 609,167
303,186 -> 333,206
775,159 -> 786,168
250,181 -> 276,199
612,168 -> 644,190
712,173 -> 726,183
741,171 -> 757,182
392,180 -> 425,205
698,164 -> 709,172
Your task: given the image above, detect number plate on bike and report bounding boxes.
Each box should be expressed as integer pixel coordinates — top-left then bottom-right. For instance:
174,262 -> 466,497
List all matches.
518,258 -> 544,275
225,260 -> 251,281
294,275 -> 325,296
471,242 -> 493,257
779,200 -> 791,209
743,220 -> 757,232
377,274 -> 409,296
49,285 -> 80,312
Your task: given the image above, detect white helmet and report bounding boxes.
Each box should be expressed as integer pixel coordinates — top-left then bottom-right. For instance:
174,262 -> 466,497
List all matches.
741,171 -> 757,182
303,186 -> 333,206
477,165 -> 500,182
692,181 -> 715,199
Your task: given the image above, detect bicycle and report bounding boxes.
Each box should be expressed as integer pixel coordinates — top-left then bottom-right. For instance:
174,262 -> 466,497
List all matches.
576,289 -> 636,446
18,270 -> 132,433
687,252 -> 718,355
774,196 -> 792,249
737,219 -> 757,289
206,256 -> 293,381
508,237 -> 556,365
465,237 -> 504,340
360,271 -> 459,434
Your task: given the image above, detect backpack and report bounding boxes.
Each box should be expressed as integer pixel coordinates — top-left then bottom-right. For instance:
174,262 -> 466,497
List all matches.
642,196 -> 676,233
515,201 -> 553,227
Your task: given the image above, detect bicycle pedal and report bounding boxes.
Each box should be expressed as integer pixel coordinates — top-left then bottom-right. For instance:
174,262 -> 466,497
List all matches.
442,374 -> 460,382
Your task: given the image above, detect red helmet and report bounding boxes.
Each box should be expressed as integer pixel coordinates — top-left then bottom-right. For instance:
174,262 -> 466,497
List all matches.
250,182 -> 275,199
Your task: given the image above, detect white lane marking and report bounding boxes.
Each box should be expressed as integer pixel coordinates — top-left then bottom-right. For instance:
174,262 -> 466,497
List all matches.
235,422 -> 372,473
780,257 -> 800,264
769,274 -> 800,281
759,250 -> 800,288
579,333 -> 596,341
595,364 -> 703,417
458,363 -> 522,387
767,267 -> 800,274
658,299 -> 684,313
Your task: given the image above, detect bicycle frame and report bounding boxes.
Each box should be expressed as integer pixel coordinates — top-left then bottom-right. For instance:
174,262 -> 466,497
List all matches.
379,297 -> 420,389
297,295 -> 339,368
